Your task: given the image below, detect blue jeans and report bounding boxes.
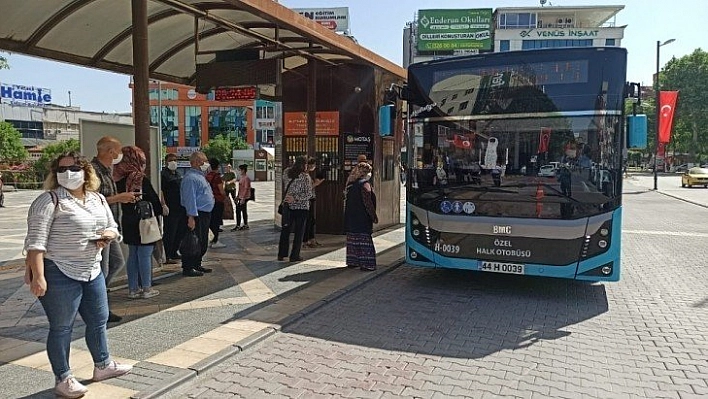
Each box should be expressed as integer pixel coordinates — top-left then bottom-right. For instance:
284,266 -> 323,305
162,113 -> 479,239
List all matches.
127,244 -> 155,292
39,260 -> 112,381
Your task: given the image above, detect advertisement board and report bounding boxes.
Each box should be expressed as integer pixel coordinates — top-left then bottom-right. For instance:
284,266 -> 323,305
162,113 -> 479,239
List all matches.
417,9 -> 492,51
0,82 -> 52,107
284,111 -> 339,136
294,7 -> 349,33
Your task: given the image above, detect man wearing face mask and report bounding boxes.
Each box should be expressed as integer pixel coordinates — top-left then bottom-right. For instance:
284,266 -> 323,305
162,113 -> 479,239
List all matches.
161,153 -> 187,263
91,136 -> 138,323
179,151 -> 214,277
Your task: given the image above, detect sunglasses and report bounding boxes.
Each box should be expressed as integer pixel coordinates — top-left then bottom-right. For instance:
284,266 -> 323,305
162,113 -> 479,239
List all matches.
56,165 -> 83,173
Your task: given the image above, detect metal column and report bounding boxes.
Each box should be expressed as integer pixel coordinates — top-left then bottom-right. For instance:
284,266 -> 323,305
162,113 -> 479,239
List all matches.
132,0 -> 151,170
307,59 -> 317,158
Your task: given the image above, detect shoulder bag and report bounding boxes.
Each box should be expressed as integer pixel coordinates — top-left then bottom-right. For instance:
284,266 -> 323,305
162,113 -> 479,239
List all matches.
136,200 -> 162,244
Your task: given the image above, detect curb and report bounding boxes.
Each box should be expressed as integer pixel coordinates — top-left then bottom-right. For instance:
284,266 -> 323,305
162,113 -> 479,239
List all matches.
135,245 -> 405,399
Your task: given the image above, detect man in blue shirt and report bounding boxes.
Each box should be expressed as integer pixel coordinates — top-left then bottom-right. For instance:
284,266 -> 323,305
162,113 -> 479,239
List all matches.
180,151 -> 215,277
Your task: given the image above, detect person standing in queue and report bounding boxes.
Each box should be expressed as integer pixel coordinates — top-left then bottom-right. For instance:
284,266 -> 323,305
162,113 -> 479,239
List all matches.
91,136 -> 137,323
160,153 -> 186,263
344,162 -> 378,271
277,156 -> 313,262
113,146 -> 163,299
24,152 -> 132,398
233,163 -> 252,230
180,151 -> 214,277
206,158 -> 226,249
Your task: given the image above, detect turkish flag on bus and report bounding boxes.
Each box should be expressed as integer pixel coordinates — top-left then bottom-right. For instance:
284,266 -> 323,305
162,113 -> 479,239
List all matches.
658,91 -> 679,144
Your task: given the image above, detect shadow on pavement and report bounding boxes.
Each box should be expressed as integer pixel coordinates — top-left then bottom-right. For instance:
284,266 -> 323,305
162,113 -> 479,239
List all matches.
281,267 -> 608,359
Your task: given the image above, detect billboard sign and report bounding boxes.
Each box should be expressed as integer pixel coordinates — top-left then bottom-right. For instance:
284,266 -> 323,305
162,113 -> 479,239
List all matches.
294,7 -> 350,33
417,9 -> 492,51
1,82 -> 52,107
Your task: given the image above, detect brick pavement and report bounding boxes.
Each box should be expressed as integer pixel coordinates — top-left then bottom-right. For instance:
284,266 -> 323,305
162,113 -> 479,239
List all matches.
166,178 -> 708,399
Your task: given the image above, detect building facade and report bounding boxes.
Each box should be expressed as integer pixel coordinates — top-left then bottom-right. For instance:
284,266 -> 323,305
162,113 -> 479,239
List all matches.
134,82 -> 256,153
404,5 -> 625,67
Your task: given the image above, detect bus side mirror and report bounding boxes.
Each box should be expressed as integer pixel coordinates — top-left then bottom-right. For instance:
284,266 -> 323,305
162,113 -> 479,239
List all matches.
378,105 -> 395,137
627,114 -> 647,149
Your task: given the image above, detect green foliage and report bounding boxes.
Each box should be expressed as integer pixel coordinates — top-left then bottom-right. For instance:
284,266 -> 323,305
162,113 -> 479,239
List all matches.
0,122 -> 29,161
0,54 -> 8,70
33,139 -> 81,176
662,48 -> 708,161
202,134 -> 250,164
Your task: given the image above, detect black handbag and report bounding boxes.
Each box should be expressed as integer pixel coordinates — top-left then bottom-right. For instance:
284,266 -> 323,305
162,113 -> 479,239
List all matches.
278,178 -> 295,215
250,187 -> 256,202
179,230 -> 201,257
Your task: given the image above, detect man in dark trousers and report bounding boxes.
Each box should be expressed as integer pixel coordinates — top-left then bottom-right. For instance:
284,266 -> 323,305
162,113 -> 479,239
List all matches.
91,136 -> 140,322
160,153 -> 187,263
179,151 -> 215,277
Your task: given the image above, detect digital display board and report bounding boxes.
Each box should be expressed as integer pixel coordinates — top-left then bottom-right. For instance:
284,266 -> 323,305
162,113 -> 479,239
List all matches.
214,86 -> 257,101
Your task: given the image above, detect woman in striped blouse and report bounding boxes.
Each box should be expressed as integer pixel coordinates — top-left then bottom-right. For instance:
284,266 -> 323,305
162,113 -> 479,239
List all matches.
24,152 -> 132,398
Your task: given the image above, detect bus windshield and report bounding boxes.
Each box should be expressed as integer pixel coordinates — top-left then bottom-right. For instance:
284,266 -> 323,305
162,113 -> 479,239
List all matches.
406,48 -> 627,220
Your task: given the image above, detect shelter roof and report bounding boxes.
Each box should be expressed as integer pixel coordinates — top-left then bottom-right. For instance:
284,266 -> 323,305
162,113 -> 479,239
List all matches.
0,0 -> 406,86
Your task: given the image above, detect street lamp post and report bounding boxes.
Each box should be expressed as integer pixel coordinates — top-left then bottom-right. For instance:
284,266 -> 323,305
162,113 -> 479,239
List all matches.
654,38 -> 676,190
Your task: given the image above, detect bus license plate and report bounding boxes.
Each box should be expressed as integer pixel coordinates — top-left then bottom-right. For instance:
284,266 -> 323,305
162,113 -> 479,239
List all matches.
478,261 -> 525,275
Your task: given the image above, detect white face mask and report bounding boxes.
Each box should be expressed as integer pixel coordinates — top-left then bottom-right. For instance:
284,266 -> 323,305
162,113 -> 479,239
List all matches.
167,161 -> 177,171
365,173 -> 372,180
57,170 -> 85,190
200,162 -> 210,172
111,152 -> 123,165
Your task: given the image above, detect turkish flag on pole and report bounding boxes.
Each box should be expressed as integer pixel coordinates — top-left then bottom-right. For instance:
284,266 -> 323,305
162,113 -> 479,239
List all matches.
538,128 -> 551,153
658,91 -> 679,144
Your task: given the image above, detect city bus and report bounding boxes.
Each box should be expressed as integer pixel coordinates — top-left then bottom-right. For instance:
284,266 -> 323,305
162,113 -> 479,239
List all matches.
404,47 -> 627,281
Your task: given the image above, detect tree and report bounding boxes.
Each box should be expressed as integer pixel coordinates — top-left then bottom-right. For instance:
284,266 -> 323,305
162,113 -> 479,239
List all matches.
662,48 -> 708,162
202,134 -> 250,164
33,139 -> 81,176
0,53 -> 8,70
0,122 -> 29,162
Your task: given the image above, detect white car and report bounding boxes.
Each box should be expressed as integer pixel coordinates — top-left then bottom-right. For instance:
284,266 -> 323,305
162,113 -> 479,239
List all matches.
537,165 -> 556,177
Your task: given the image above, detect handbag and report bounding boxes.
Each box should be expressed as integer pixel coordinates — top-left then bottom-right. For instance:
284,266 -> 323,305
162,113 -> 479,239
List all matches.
250,187 -> 256,202
136,200 -> 162,244
180,230 -> 201,257
277,178 -> 295,215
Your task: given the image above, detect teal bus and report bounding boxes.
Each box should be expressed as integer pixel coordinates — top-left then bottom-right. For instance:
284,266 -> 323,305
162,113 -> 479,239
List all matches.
404,47 -> 627,281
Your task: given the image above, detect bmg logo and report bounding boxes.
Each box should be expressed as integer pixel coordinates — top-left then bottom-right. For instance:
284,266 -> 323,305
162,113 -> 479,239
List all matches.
493,225 -> 512,235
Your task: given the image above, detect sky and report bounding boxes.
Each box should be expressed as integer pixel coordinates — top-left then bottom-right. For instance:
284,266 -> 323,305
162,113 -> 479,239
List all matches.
1,0 -> 705,113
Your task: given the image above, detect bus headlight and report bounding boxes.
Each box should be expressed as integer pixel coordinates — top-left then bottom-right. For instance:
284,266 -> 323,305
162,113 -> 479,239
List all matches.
413,229 -> 420,237
599,228 -> 609,236
601,265 -> 612,275
598,240 -> 607,248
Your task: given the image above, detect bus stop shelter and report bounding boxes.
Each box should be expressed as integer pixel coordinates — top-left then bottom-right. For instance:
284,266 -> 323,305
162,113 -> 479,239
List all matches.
0,0 -> 407,232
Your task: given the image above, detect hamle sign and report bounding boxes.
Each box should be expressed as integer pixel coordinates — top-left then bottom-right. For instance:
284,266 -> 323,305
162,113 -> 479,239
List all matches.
0,82 -> 52,106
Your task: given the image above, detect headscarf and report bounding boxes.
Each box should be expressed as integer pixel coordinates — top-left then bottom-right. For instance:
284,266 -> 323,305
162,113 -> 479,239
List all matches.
113,146 -> 146,193
346,162 -> 372,185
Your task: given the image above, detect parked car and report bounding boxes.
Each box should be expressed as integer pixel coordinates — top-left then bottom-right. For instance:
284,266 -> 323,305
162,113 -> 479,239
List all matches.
537,164 -> 556,177
681,167 -> 708,188
672,164 -> 689,173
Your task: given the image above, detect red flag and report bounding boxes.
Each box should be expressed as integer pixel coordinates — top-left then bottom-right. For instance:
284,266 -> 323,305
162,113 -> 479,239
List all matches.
658,91 -> 679,144
538,128 -> 551,153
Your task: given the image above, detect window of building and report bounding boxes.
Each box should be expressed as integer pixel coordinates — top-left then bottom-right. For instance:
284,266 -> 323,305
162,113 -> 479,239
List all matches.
499,40 -> 510,52
521,39 -> 593,50
185,106 -> 202,147
498,13 -> 536,29
208,107 -> 246,140
150,105 -> 179,147
459,101 -> 469,111
605,38 -> 616,46
148,88 -> 178,101
6,119 -> 44,139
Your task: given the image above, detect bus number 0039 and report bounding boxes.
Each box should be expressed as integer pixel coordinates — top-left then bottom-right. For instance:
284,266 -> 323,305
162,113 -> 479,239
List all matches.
434,243 -> 460,254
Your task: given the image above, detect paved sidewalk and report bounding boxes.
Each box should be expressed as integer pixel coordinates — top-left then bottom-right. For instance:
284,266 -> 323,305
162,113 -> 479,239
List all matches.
0,190 -> 405,398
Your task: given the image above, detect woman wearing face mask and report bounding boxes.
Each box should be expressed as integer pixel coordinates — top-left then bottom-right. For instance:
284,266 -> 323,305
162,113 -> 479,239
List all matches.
344,162 -> 379,271
24,152 -> 132,398
113,146 -> 163,299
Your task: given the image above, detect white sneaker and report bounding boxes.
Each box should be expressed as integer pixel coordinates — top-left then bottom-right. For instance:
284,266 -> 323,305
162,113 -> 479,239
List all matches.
92,360 -> 132,382
128,290 -> 142,299
55,376 -> 88,398
142,288 -> 160,299
210,241 -> 226,249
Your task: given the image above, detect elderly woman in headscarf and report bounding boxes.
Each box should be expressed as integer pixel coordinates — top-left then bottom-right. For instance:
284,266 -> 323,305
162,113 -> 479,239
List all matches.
344,162 -> 378,271
113,146 -> 162,299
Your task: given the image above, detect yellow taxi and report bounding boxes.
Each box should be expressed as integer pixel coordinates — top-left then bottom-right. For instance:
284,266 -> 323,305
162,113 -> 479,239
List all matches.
681,167 -> 708,188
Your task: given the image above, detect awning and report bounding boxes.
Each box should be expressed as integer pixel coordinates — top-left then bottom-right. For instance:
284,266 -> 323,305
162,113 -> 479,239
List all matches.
0,0 -> 406,86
